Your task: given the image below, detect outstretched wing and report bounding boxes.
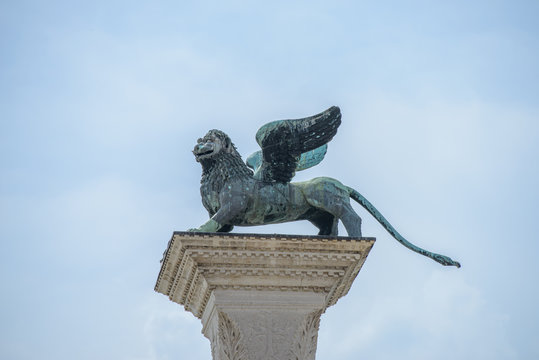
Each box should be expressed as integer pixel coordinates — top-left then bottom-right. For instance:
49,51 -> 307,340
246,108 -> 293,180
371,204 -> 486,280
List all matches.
249,106 -> 341,183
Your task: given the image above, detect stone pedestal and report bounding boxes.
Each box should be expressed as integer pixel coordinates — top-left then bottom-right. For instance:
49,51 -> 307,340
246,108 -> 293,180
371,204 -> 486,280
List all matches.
155,232 -> 375,360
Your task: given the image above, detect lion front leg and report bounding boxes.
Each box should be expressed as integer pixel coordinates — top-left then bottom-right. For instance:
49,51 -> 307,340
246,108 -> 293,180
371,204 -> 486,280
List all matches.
188,198 -> 245,232
188,185 -> 246,233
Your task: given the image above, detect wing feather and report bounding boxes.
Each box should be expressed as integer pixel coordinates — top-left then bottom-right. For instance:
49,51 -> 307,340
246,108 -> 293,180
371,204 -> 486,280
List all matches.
253,106 -> 341,183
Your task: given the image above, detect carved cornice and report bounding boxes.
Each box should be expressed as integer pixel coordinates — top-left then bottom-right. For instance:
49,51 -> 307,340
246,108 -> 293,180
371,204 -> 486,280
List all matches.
155,232 -> 375,318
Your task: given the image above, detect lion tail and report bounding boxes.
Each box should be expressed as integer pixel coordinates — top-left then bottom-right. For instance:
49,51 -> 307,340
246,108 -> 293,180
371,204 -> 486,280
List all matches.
347,187 -> 461,268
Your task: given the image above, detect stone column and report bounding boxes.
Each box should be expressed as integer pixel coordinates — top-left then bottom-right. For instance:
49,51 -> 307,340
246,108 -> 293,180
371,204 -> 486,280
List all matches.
155,232 -> 375,360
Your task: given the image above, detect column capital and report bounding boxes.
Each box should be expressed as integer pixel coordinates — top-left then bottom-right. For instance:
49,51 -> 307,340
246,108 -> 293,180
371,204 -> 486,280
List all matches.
155,232 -> 375,359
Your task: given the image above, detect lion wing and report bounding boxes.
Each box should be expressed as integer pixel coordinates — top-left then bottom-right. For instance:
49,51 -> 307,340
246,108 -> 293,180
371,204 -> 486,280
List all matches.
247,106 -> 341,183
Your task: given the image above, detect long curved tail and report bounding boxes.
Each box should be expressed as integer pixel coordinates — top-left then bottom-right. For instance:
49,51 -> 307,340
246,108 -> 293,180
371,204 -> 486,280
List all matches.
347,187 -> 461,268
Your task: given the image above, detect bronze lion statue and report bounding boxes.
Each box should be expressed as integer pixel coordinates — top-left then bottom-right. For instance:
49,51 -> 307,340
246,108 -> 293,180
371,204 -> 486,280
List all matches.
188,106 -> 460,267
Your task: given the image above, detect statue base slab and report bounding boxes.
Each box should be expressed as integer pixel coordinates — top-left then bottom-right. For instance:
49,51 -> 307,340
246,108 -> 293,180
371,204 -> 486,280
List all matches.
155,232 -> 375,360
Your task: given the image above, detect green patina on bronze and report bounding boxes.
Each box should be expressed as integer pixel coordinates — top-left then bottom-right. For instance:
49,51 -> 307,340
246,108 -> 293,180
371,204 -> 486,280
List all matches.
189,106 -> 460,268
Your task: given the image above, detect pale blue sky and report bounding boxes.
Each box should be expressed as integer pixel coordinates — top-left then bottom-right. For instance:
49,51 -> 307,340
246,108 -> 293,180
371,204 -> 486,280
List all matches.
1,1 -> 538,359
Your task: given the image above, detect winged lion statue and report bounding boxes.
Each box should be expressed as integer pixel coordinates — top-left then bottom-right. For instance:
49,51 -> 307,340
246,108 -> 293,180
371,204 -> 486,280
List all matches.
189,106 -> 460,267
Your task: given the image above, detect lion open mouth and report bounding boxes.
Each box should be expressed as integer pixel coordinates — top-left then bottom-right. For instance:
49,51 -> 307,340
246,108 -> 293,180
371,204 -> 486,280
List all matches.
197,149 -> 213,156
194,143 -> 216,160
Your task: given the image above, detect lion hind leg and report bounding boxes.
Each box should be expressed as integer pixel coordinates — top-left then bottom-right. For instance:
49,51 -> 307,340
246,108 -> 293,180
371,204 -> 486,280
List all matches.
301,178 -> 362,237
306,200 -> 362,237
336,203 -> 362,237
308,212 -> 338,236
322,203 -> 362,237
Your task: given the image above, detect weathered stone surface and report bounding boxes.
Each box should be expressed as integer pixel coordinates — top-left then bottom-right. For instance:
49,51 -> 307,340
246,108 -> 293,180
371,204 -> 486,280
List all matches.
155,232 -> 375,360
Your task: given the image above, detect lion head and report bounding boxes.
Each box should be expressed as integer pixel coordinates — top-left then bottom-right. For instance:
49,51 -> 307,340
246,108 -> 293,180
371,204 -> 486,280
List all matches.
194,129 -> 253,198
193,129 -> 238,162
